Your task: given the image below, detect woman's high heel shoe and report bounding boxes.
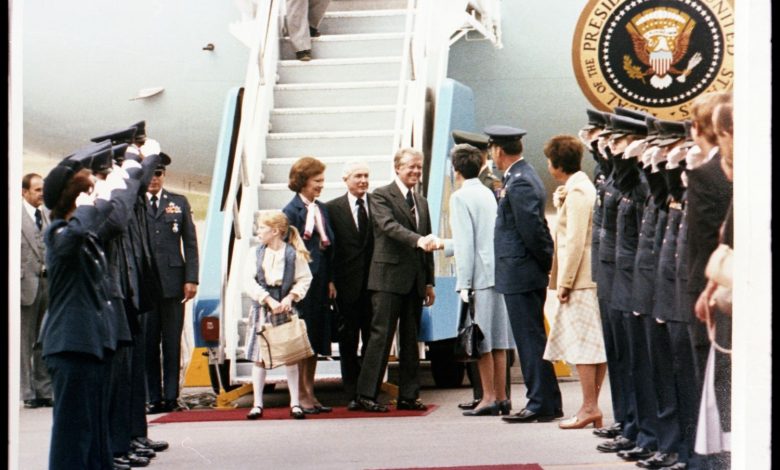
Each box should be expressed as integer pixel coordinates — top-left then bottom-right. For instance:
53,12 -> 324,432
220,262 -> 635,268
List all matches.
463,401 -> 500,416
558,413 -> 603,429
498,399 -> 512,416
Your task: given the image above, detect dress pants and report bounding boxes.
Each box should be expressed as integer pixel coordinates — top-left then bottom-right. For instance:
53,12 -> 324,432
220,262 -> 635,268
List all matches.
130,312 -> 149,438
336,288 -> 373,399
503,289 -> 562,415
356,289 -> 423,401
666,321 -> 700,464
643,316 -> 681,454
46,351 -> 112,470
20,279 -> 52,402
286,0 -> 331,51
145,297 -> 185,404
599,297 -> 627,426
108,344 -> 133,456
623,313 -> 659,450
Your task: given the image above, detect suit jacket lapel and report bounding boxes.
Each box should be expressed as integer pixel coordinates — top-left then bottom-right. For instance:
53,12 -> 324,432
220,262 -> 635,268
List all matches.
388,183 -> 417,230
21,207 -> 44,261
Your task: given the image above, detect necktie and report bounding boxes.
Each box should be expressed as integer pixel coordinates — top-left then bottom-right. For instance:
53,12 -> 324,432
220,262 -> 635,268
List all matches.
356,198 -> 368,239
34,208 -> 43,231
150,195 -> 158,215
405,190 -> 417,227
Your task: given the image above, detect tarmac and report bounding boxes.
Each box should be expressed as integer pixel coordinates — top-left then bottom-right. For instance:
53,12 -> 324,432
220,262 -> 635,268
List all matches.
16,363 -> 638,470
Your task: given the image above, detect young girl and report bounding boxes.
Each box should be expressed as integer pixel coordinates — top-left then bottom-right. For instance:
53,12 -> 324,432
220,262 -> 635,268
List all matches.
244,210 -> 313,419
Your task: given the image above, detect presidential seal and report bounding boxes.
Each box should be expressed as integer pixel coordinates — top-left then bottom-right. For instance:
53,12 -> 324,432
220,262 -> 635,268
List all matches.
572,0 -> 734,119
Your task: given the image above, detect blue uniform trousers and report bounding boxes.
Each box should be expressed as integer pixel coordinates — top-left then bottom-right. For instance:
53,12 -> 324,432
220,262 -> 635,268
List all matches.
145,297 -> 185,403
644,316 -> 681,453
503,289 -> 562,415
46,352 -> 112,470
623,312 -> 659,449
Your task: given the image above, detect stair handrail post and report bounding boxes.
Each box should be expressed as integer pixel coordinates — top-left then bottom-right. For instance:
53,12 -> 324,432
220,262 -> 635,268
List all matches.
391,0 -> 417,154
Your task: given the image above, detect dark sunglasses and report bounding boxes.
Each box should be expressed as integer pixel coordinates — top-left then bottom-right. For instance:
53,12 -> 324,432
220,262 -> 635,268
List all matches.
153,170 -> 165,177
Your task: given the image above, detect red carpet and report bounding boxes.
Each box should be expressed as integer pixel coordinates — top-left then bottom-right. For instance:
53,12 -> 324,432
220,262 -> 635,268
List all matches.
373,466 -> 542,470
150,404 -> 438,423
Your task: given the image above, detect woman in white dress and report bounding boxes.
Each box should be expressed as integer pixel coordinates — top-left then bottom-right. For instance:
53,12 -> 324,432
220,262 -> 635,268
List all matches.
542,135 -> 607,429
440,144 -> 516,416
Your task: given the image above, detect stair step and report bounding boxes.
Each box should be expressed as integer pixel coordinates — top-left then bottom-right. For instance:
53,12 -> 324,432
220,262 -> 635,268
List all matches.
327,0 -> 409,12
274,80 -> 401,107
262,155 -> 394,182
319,9 -> 411,34
270,105 -> 399,132
277,56 -> 405,84
280,32 -> 406,60
266,129 -> 395,158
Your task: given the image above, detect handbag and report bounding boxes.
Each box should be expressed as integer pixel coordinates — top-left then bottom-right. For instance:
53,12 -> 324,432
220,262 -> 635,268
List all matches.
257,313 -> 314,369
453,290 -> 484,362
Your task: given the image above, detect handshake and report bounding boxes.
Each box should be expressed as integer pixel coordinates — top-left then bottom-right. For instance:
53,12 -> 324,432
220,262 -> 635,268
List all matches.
416,234 -> 443,252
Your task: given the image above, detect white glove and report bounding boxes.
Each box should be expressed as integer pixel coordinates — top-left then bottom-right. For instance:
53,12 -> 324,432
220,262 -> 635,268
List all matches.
641,145 -> 657,168
684,144 -> 705,170
120,159 -> 141,171
596,136 -> 609,157
650,146 -> 667,172
140,138 -> 161,157
75,191 -> 96,207
624,139 -> 647,159
666,143 -> 689,169
111,163 -> 130,179
104,167 -> 128,192
459,289 -> 470,304
124,145 -> 142,162
577,129 -> 590,146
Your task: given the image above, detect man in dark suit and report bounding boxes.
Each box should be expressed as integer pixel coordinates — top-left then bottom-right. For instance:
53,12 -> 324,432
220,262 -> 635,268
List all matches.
326,162 -> 374,410
355,148 -> 437,412
145,154 -> 200,414
20,173 -> 53,409
488,125 -> 563,423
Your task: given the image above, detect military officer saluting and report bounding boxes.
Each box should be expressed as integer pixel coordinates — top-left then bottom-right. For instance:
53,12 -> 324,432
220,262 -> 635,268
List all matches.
452,129 -> 503,199
145,152 -> 200,414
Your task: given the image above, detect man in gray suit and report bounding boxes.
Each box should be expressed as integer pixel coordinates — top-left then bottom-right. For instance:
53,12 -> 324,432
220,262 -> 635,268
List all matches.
20,173 -> 53,408
355,148 -> 437,412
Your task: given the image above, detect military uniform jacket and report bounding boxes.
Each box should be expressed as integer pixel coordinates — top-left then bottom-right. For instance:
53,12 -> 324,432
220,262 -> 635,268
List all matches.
631,175 -> 668,316
652,198 -> 685,321
147,189 -> 200,299
595,171 -> 620,300
610,160 -> 647,312
40,201 -> 117,360
367,181 -> 434,296
494,159 -> 553,294
325,193 -> 373,304
21,203 -> 50,306
673,195 -> 692,322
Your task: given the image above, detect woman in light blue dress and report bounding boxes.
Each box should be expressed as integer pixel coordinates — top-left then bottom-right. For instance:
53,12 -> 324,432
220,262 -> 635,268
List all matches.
441,144 -> 515,416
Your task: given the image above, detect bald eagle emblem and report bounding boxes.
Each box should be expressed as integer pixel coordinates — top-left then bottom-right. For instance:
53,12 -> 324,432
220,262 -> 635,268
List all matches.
624,7 -> 702,90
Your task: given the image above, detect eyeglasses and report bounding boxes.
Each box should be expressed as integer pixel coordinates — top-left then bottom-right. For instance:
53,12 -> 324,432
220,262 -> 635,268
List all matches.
153,170 -> 165,177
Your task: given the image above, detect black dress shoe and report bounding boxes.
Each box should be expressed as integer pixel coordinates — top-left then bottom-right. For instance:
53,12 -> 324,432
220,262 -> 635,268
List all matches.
309,26 -> 321,37
132,437 -> 169,452
501,408 -> 559,423
114,456 -> 131,466
125,452 -> 150,467
295,50 -> 312,61
617,446 -> 656,461
637,451 -> 679,468
658,462 -> 687,470
146,401 -> 166,414
38,398 -> 54,407
23,400 -> 40,409
593,423 -> 622,438
396,399 -> 428,411
458,398 -> 481,410
131,446 -> 155,459
596,436 -> 635,453
463,402 -> 499,416
357,397 -> 388,412
113,459 -> 131,470
347,400 -> 361,411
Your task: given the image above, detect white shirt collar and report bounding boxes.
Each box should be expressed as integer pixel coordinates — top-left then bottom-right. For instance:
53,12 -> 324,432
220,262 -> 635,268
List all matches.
504,157 -> 523,176
22,199 -> 39,220
147,191 -> 161,202
705,146 -> 719,163
394,176 -> 412,197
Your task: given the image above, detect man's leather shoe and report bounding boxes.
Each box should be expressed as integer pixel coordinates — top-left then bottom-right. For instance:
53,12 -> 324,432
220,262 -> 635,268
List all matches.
309,26 -> 321,37
130,446 -> 155,459
501,408 -> 559,423
125,452 -> 150,467
132,437 -> 169,452
396,398 -> 428,411
357,397 -> 388,412
146,401 -> 166,414
617,446 -> 655,461
38,398 -> 54,407
594,422 -> 622,438
458,398 -> 481,410
658,462 -> 687,470
23,400 -> 40,409
346,400 -> 361,411
596,436 -> 635,453
114,456 -> 131,466
113,458 -> 131,470
637,451 -> 679,468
